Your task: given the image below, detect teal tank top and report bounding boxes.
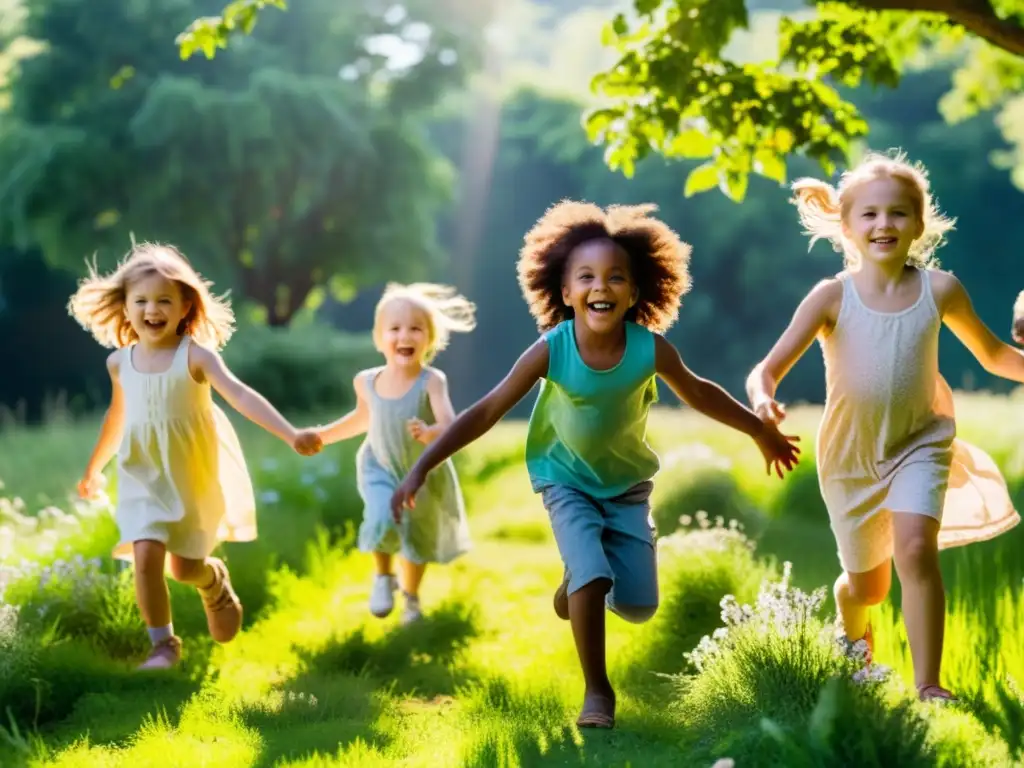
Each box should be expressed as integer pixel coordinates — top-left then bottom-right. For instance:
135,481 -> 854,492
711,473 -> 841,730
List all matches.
525,319 -> 660,499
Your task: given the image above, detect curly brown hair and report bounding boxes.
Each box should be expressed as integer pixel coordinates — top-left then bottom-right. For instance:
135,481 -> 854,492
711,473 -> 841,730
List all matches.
516,201 -> 692,333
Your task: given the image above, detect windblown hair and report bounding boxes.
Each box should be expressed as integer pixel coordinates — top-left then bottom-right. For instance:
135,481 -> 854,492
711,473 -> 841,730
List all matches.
791,149 -> 955,269
517,200 -> 691,332
68,242 -> 235,349
373,282 -> 477,363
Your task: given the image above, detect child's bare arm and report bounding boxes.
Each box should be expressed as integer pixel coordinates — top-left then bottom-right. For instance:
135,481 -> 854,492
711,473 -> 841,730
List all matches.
318,374 -> 372,445
391,339 -> 549,511
79,352 -> 126,497
656,335 -> 765,437
939,273 -> 1024,384
190,345 -> 296,444
656,336 -> 800,477
746,278 -> 839,421
411,370 -> 457,444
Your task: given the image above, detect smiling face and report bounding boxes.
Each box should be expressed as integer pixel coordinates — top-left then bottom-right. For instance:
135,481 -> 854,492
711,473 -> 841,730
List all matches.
375,298 -> 431,370
125,272 -> 191,347
560,238 -> 638,335
843,175 -> 925,268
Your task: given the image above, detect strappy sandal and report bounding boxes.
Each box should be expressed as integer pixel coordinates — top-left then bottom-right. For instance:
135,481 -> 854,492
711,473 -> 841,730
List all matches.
917,683 -> 958,703
576,693 -> 615,729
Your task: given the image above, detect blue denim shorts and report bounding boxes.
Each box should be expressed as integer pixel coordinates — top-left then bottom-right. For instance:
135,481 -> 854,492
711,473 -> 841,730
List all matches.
540,480 -> 658,623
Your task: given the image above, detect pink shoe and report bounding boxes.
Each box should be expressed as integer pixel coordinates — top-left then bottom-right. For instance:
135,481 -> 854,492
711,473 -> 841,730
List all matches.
137,636 -> 182,670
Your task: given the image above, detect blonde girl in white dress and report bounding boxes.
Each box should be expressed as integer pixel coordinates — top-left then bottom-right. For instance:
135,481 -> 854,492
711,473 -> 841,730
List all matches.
71,243 -> 321,670
746,151 -> 1021,702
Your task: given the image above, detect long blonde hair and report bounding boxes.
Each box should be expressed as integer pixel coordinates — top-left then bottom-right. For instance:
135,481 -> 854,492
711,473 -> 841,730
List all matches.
791,149 -> 955,269
373,282 -> 476,363
68,242 -> 235,349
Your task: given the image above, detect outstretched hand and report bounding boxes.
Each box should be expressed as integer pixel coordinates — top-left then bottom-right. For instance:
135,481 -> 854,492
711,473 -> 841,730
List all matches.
754,422 -> 801,479
390,469 -> 425,523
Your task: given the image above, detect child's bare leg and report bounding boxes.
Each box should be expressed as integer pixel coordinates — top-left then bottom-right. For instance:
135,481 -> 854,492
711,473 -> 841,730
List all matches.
569,577 -> 615,726
892,513 -> 951,698
169,553 -> 243,643
133,540 -> 181,669
373,551 -> 393,576
134,540 -> 171,629
398,559 -> 426,598
168,554 -> 214,586
833,560 -> 890,642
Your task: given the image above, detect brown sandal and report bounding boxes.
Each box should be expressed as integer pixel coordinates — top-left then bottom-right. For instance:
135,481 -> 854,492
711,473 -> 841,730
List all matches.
576,693 -> 615,729
199,558 -> 243,643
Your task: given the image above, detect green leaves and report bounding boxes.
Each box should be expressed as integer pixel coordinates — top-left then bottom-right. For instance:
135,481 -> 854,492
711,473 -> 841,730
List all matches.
587,0 -> 1024,201
176,0 -> 287,60
684,162 -> 719,197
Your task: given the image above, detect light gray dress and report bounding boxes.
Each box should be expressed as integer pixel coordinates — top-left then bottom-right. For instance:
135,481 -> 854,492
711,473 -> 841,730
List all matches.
356,367 -> 471,564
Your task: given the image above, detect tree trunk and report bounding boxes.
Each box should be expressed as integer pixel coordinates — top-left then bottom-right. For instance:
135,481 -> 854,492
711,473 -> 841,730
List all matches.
248,261 -> 315,328
852,0 -> 1024,57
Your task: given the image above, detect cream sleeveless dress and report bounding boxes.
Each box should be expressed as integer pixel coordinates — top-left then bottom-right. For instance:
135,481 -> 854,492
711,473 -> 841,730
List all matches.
816,268 -> 1019,573
112,336 -> 257,561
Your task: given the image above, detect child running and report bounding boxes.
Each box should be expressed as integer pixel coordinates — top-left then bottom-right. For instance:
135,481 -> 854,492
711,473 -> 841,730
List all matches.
306,283 -> 475,625
71,243 -> 319,670
390,202 -> 801,729
746,150 -> 1021,702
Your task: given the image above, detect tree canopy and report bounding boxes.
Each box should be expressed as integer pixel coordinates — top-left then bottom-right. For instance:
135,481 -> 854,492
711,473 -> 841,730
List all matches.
584,0 -> 1024,200
0,0 -> 482,324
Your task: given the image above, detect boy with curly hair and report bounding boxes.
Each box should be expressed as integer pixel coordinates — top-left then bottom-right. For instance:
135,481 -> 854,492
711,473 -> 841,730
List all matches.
391,201 -> 801,729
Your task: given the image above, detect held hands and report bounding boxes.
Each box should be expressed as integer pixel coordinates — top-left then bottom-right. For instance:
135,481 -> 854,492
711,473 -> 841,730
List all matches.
77,471 -> 105,500
293,428 -> 324,457
390,469 -> 425,523
752,395 -> 786,425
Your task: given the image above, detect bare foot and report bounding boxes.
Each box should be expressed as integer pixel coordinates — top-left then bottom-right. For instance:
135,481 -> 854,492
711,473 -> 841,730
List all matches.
576,690 -> 615,729
917,683 -> 958,703
553,570 -> 570,621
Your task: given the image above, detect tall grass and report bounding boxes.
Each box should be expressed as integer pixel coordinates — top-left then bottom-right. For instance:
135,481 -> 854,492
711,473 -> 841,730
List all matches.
0,391 -> 1019,765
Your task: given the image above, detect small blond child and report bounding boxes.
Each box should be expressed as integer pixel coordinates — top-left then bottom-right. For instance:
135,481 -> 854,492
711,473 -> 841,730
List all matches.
299,283 -> 475,625
71,243 -> 319,670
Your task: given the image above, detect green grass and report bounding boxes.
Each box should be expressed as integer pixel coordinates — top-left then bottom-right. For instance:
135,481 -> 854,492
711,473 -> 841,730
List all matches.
0,393 -> 1021,766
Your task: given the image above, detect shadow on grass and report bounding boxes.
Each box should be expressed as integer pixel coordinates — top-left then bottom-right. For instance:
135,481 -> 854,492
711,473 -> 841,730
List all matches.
5,641 -> 201,752
300,599 -> 481,698
236,600 -> 481,766
458,677 -> 687,767
960,681 -> 1024,761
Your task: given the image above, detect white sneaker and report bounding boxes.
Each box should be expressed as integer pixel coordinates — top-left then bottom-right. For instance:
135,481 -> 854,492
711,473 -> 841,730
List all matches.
369,574 -> 397,617
400,594 -> 423,626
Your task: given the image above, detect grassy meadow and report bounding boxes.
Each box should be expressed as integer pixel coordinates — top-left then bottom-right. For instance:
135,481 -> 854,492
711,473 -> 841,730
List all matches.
0,391 -> 1022,766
